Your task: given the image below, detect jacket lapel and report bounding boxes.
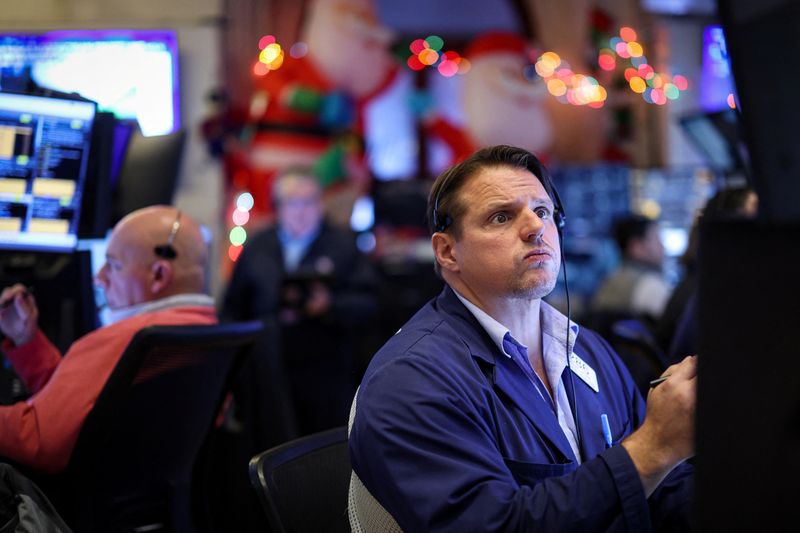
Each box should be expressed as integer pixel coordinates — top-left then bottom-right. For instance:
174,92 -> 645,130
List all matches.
493,354 -> 578,462
436,287 -> 578,463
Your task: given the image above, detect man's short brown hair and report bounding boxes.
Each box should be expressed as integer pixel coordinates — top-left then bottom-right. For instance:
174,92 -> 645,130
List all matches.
427,145 -> 558,237
427,145 -> 561,276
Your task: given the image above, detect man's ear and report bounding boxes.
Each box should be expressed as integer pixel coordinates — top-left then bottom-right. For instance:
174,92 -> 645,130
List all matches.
150,260 -> 174,295
431,232 -> 460,274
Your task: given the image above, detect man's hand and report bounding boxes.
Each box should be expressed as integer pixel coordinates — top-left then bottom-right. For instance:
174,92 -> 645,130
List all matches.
0,284 -> 39,347
305,282 -> 332,317
622,355 -> 697,497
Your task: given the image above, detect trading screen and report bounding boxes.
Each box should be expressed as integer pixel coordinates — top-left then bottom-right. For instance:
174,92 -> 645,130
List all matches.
0,91 -> 96,251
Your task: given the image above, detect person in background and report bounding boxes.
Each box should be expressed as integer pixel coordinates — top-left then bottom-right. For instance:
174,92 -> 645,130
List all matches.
590,214 -> 671,323
349,145 -> 694,531
221,166 -> 377,436
0,206 -> 215,473
657,185 -> 757,361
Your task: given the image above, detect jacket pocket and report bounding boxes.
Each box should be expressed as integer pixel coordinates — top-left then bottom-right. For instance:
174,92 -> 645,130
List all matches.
502,457 -> 577,487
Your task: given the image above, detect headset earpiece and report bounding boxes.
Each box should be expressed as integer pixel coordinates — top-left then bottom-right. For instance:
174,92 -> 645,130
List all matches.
554,210 -> 566,230
432,180 -> 453,233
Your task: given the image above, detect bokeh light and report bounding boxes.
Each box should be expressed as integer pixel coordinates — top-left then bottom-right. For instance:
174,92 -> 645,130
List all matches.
236,192 -> 255,211
727,93 -> 737,108
620,27 -> 638,42
260,43 -> 281,64
629,76 -> 646,93
627,42 -> 643,58
406,36 -> 470,77
258,35 -> 276,50
638,64 -> 655,80
425,35 -> 444,51
601,26 -> 690,105
649,73 -> 664,89
598,50 -> 616,71
535,51 -> 607,107
547,78 -> 567,96
253,62 -> 268,77
438,59 -> 459,77
664,83 -> 680,100
229,226 -> 247,247
407,55 -> 425,71
228,245 -> 243,262
289,42 -> 309,58
232,208 -> 250,226
410,39 -> 427,55
419,48 -> 439,65
258,40 -> 285,71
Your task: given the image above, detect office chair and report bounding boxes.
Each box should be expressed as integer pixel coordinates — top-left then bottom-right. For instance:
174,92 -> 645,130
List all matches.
609,318 -> 669,397
249,426 -> 350,533
57,320 -> 264,533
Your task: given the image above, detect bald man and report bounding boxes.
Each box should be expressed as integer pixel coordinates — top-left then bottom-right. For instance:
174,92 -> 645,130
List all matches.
0,206 -> 216,473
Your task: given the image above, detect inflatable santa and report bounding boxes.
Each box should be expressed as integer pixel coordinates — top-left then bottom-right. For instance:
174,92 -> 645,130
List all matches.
233,0 -> 396,222
425,31 -> 555,164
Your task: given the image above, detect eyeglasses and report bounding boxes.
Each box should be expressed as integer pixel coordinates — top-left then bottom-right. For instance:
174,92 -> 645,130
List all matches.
154,210 -> 182,260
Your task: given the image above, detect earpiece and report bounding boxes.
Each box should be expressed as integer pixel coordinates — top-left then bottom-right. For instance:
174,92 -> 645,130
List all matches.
432,172 -> 453,233
154,210 -> 182,260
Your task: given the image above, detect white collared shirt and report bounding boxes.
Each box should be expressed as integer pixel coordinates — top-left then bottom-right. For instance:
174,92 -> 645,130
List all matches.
454,290 -> 583,463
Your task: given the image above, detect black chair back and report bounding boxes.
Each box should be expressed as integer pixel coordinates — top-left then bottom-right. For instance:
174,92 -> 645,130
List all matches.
249,426 -> 350,533
61,320 -> 264,533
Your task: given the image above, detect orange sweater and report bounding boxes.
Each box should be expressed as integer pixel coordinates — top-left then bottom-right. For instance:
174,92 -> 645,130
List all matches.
0,306 -> 216,473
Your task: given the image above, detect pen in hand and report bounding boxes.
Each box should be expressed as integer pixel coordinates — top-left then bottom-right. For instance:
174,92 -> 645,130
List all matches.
649,375 -> 670,388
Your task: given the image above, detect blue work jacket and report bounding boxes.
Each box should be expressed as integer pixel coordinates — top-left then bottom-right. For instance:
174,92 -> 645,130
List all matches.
350,286 -> 692,532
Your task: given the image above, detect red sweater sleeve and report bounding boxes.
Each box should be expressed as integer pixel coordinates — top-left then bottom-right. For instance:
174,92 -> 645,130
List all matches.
2,329 -> 62,393
0,306 -> 216,473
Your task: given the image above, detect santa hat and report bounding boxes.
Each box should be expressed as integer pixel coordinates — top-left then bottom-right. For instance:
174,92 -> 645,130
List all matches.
464,31 -> 528,60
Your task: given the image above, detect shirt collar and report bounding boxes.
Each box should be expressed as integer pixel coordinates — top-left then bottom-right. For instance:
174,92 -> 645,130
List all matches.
105,293 -> 215,325
452,289 -> 580,361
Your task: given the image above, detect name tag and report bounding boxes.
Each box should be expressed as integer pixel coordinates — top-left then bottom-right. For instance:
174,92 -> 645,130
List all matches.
569,352 -> 599,393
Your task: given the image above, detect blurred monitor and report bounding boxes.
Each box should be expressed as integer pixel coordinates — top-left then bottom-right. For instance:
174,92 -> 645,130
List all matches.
111,128 -> 186,224
0,91 -> 96,252
641,0 -> 716,16
0,30 -> 179,137
679,109 -> 745,175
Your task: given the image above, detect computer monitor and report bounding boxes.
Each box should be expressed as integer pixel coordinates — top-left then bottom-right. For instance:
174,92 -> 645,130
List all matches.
111,128 -> 186,224
0,30 -> 180,137
679,109 -> 746,175
0,91 -> 96,252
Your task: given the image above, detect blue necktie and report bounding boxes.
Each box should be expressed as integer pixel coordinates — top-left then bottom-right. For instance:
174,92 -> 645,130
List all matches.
502,333 -> 556,414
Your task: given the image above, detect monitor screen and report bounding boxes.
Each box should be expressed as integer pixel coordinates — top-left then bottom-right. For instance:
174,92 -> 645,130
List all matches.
0,30 -> 179,137
679,109 -> 744,174
0,91 -> 96,252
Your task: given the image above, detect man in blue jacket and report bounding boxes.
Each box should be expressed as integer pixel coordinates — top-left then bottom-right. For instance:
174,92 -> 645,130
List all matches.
349,145 -> 695,532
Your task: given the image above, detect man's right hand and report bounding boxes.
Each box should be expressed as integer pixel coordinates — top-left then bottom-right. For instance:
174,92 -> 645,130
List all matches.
0,284 -> 38,347
621,355 -> 697,497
